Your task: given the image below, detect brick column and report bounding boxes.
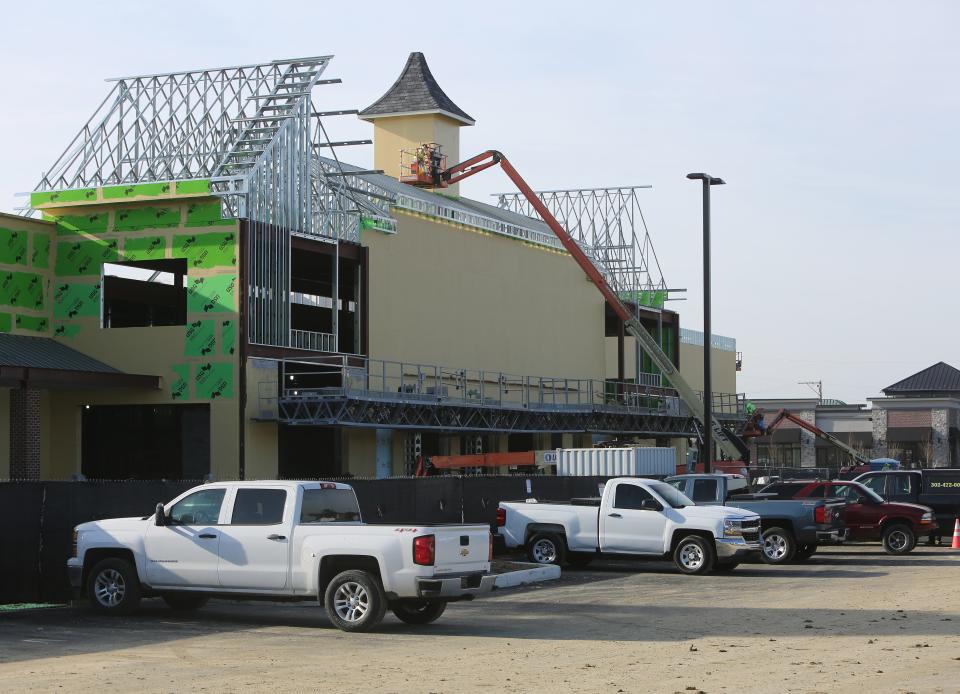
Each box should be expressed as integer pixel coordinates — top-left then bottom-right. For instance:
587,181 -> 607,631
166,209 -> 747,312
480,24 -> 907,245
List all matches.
10,387 -> 41,480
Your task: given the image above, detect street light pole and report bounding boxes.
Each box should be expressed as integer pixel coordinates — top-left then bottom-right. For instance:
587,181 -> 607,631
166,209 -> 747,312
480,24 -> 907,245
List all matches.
686,173 -> 725,474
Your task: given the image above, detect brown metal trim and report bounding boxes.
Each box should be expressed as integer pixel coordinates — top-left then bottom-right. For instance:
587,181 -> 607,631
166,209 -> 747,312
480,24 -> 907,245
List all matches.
360,244 -> 369,357
0,366 -> 160,390
238,219 -> 248,480
291,235 -> 364,260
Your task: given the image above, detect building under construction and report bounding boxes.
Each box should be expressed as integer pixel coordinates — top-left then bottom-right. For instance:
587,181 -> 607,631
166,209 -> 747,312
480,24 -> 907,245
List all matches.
0,52 -> 742,480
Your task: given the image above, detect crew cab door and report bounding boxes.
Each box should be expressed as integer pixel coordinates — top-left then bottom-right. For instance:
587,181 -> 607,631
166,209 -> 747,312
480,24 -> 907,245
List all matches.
144,487 -> 226,587
600,481 -> 667,554
216,487 -> 291,591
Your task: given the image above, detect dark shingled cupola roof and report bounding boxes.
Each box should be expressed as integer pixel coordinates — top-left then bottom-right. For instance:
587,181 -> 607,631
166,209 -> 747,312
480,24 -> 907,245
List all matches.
882,361 -> 960,396
359,52 -> 474,126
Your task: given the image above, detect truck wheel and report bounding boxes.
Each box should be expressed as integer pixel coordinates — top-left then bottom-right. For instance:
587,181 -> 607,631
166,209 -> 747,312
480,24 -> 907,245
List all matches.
760,527 -> 796,564
673,535 -> 716,575
882,524 -> 916,555
162,594 -> 209,611
566,552 -> 595,568
794,544 -> 818,561
86,557 -> 142,615
324,570 -> 387,632
526,533 -> 565,566
391,599 -> 447,625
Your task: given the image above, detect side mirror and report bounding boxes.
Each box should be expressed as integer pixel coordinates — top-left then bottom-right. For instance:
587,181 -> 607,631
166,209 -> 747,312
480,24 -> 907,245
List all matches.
155,503 -> 167,526
640,499 -> 663,512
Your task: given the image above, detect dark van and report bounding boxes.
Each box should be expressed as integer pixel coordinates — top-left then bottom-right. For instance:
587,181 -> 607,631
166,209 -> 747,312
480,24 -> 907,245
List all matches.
854,469 -> 960,542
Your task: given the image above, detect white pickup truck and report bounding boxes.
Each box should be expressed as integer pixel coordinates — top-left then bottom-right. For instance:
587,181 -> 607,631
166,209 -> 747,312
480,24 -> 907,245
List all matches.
67,481 -> 495,632
497,477 -> 761,574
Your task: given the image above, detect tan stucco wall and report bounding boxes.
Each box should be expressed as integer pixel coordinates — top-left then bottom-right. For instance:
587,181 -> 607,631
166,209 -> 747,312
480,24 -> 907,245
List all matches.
364,210 -> 606,380
678,341 -> 738,396
369,114 -> 463,195
605,335 -> 738,396
344,428 -> 377,478
244,359 -> 280,480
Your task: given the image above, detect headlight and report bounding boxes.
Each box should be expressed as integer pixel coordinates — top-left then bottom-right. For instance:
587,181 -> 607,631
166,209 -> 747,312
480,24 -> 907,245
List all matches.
723,519 -> 743,537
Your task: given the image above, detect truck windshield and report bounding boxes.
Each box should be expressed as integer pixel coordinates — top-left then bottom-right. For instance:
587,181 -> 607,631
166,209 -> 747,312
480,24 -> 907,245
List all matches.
648,481 -> 694,509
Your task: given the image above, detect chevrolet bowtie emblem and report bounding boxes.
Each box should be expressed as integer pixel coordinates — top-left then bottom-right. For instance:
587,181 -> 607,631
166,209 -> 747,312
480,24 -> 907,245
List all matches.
460,548 -> 470,556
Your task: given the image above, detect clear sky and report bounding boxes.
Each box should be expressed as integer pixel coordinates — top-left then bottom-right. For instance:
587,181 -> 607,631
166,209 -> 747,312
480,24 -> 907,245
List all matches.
2,2 -> 957,404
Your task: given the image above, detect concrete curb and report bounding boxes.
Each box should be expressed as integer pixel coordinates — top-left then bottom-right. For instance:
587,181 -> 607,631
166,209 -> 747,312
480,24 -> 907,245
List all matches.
494,563 -> 561,589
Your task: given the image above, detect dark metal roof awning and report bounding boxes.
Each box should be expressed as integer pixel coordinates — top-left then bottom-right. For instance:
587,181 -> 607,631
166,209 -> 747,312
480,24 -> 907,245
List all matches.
0,334 -> 159,390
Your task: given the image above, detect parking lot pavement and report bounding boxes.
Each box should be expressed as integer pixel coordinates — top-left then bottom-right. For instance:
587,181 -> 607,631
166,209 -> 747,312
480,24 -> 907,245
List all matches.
1,545 -> 958,694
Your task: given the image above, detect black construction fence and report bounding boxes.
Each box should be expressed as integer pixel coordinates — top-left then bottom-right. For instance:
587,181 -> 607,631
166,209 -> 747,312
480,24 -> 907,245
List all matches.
0,476 -> 609,605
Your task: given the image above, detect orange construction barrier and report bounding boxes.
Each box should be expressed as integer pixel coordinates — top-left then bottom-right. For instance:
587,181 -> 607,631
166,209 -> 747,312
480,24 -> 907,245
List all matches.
952,518 -> 960,550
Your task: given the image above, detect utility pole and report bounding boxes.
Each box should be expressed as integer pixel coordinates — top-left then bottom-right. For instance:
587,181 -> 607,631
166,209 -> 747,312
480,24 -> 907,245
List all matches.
687,173 -> 725,473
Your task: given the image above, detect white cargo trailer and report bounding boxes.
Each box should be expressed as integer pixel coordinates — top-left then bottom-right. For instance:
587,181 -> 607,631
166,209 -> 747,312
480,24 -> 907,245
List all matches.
554,447 -> 676,477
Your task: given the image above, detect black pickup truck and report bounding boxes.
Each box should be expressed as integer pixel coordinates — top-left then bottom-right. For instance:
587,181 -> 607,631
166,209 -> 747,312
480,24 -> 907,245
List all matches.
855,469 -> 960,542
665,474 -> 848,564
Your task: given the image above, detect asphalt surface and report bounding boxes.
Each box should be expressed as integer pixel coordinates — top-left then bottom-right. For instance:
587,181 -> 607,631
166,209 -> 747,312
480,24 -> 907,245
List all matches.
1,544 -> 958,693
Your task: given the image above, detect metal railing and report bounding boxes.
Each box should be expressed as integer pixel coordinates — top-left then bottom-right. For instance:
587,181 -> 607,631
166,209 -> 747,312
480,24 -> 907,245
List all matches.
289,329 -> 337,352
262,355 -> 725,418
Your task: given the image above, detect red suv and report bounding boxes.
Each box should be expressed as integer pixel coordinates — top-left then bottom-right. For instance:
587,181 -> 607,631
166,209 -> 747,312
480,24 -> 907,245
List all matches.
759,480 -> 937,555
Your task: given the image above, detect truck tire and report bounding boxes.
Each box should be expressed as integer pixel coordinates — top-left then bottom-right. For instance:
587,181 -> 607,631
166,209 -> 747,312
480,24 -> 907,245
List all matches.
86,557 -> 142,615
673,535 -> 716,575
324,570 -> 387,632
162,594 -> 209,611
566,551 -> 595,568
882,524 -> 916,555
526,533 -> 565,566
391,599 -> 447,625
794,544 -> 818,561
760,527 -> 796,564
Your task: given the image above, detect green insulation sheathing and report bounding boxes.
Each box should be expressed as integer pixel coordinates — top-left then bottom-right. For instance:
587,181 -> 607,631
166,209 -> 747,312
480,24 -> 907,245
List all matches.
173,232 -> 237,269
15,314 -> 48,332
55,212 -> 109,235
186,201 -> 233,227
32,233 -> 50,269
114,206 -> 180,231
55,239 -> 119,276
53,283 -> 101,319
0,272 -> 45,310
171,364 -> 191,400
185,319 -> 217,357
30,188 -> 97,207
122,235 -> 166,262
221,319 -> 236,355
187,274 -> 236,314
0,228 -> 29,266
53,322 -> 82,340
194,361 -> 234,399
102,182 -> 171,199
175,180 -> 211,195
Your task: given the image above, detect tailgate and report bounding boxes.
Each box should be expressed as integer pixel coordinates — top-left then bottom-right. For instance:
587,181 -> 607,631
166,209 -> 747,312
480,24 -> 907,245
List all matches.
430,525 -> 490,574
821,500 -> 846,527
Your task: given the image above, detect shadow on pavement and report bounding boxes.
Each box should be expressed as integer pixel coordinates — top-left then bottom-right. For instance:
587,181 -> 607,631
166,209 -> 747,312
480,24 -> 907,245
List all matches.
1,595 -> 954,661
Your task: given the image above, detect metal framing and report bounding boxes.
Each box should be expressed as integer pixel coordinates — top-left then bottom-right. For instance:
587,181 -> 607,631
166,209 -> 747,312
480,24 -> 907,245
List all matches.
495,187 -> 668,307
30,55 -> 395,350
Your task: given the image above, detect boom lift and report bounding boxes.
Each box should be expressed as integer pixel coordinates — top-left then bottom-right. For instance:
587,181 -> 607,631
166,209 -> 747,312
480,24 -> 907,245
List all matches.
404,146 -> 749,463
761,409 -> 870,466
